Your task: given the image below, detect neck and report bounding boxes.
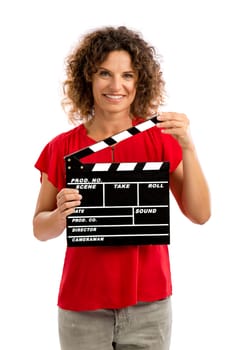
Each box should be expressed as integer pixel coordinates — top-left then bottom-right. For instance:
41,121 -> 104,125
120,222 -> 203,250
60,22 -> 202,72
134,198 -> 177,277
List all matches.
85,112 -> 133,141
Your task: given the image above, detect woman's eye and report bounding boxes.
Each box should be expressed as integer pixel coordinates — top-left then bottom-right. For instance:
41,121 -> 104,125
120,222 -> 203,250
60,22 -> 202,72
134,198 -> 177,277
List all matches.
123,73 -> 134,80
98,70 -> 110,77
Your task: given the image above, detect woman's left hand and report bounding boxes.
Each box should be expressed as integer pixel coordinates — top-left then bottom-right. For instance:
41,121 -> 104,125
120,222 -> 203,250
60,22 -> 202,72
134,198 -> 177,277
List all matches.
157,112 -> 193,149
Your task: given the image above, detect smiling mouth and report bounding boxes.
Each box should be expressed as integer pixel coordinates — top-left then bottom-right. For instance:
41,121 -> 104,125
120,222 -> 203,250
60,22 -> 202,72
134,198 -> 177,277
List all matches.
104,94 -> 124,100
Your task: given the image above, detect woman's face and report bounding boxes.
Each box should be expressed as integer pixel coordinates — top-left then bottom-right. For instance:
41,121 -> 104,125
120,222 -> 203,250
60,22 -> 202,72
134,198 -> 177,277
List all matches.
92,50 -> 137,116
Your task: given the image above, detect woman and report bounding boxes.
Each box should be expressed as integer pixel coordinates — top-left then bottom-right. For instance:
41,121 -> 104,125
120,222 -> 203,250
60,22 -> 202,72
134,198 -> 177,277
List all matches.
33,26 -> 211,350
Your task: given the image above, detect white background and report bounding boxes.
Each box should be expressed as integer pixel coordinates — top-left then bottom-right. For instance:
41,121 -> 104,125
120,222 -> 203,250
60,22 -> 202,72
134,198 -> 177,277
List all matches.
0,0 -> 232,349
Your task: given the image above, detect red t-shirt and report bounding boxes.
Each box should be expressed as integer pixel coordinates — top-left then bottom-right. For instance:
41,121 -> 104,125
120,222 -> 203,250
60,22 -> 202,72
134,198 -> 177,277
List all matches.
35,118 -> 182,311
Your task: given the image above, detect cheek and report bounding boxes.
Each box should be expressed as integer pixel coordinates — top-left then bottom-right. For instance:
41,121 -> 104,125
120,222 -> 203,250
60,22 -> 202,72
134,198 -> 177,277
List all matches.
130,81 -> 137,92
92,80 -> 106,94
92,81 -> 101,99
129,85 -> 137,99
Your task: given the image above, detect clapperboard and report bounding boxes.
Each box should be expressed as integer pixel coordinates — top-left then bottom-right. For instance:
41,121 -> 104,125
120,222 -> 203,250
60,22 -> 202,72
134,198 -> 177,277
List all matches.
65,115 -> 170,247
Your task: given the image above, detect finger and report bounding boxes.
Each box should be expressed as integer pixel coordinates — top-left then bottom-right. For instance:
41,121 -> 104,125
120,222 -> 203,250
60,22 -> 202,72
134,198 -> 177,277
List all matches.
57,188 -> 81,198
157,120 -> 185,129
59,206 -> 80,219
157,112 -> 189,123
57,191 -> 82,205
58,199 -> 82,214
160,127 -> 188,136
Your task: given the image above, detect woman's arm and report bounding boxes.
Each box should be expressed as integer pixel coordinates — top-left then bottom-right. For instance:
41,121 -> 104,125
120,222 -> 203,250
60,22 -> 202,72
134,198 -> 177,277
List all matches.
33,173 -> 82,241
157,112 -> 211,224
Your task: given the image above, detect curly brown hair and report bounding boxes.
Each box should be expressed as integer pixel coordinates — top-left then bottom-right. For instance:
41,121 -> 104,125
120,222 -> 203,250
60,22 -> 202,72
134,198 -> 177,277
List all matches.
62,26 -> 166,123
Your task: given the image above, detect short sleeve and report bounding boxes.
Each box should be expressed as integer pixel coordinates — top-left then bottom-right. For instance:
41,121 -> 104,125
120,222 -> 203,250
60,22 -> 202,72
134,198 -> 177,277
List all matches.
34,137 -> 66,190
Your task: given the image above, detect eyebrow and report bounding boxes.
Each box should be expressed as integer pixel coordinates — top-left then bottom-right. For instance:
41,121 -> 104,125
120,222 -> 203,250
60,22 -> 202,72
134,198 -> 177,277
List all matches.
98,66 -> 136,74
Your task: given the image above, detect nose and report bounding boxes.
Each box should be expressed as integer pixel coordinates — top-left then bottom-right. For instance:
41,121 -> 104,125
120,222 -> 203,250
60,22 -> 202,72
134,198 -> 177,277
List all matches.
109,76 -> 122,91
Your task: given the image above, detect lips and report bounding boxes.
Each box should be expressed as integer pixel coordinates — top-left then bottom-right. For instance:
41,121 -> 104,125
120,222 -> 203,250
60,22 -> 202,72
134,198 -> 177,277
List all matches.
104,94 -> 124,100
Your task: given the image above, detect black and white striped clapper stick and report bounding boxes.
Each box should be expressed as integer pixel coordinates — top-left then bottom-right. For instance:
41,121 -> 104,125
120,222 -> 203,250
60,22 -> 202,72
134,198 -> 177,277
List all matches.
65,114 -> 159,161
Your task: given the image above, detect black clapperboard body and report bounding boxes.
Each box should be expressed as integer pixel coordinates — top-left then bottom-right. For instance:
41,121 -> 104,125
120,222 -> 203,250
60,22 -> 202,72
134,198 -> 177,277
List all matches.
65,115 -> 170,246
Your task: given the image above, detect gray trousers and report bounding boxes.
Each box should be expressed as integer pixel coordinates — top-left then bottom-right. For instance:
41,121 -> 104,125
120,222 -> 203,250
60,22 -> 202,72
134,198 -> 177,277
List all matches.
58,297 -> 172,350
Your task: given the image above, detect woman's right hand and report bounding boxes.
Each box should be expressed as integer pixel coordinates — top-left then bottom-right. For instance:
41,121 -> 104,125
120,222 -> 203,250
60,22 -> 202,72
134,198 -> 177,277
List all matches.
56,188 -> 82,220
33,173 -> 83,241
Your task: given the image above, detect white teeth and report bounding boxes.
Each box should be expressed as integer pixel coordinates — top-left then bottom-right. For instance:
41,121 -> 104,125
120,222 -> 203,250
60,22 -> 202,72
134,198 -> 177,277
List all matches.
105,95 -> 123,99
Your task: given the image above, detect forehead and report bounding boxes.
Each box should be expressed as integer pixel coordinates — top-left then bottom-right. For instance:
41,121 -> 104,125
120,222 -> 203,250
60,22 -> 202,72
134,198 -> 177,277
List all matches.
100,50 -> 133,70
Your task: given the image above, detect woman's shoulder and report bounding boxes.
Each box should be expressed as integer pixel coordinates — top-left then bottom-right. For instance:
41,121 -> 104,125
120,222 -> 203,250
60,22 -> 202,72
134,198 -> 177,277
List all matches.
49,123 -> 84,145
44,122 -> 94,159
